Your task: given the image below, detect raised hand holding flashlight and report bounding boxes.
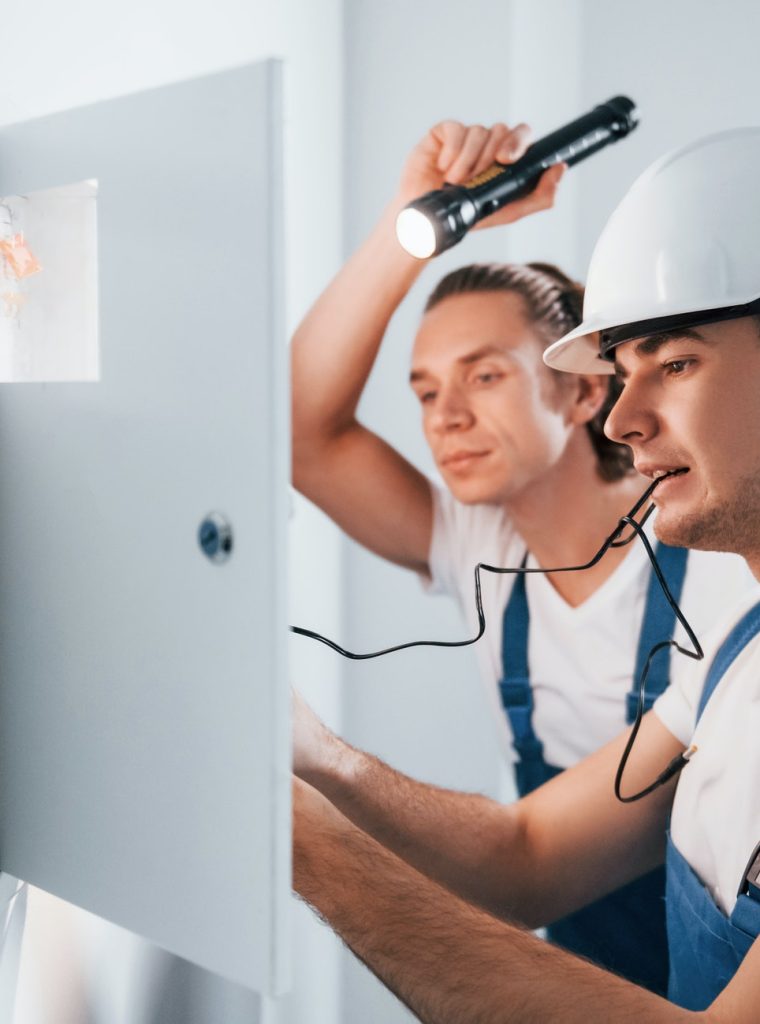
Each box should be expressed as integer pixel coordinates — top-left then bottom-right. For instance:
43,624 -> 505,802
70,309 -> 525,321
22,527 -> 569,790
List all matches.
398,98 -> 638,258
395,120 -> 566,257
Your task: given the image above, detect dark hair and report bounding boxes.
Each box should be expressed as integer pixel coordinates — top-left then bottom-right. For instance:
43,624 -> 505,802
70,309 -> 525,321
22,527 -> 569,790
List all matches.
424,262 -> 633,483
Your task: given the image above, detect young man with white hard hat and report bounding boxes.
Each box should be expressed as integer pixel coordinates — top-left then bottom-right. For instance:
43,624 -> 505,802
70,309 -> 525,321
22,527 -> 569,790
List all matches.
292,127 -> 760,1020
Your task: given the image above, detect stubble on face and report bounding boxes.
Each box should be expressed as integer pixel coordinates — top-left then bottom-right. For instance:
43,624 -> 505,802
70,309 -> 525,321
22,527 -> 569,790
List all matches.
610,319 -> 760,566
654,467 -> 760,558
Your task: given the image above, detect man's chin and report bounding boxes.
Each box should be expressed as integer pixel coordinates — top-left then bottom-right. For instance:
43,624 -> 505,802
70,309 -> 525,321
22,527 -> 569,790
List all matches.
445,479 -> 506,507
653,504 -> 731,553
652,514 -> 691,549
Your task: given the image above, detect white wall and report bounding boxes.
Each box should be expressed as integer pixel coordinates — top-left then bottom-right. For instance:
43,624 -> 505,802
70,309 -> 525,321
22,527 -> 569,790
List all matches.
0,2 -> 346,1022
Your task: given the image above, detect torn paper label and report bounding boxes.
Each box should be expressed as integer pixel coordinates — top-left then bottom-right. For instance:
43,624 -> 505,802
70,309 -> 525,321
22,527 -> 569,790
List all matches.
0,234 -> 42,280
0,180 -> 99,383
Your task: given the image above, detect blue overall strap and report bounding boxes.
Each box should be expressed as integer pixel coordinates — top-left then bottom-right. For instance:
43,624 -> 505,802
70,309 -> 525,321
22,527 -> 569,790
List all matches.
696,598 -> 760,723
666,599 -> 760,1010
500,555 -> 670,992
627,543 -> 689,724
498,558 -> 551,792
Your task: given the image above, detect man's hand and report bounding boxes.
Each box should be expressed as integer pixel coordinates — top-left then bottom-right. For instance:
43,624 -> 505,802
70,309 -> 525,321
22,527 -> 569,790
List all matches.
397,120 -> 566,228
292,688 -> 345,784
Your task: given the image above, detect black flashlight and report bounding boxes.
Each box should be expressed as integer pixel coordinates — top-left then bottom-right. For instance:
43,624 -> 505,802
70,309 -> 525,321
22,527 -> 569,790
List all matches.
396,96 -> 638,259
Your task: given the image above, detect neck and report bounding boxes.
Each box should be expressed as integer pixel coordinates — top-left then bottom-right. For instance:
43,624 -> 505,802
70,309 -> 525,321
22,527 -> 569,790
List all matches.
504,430 -> 647,606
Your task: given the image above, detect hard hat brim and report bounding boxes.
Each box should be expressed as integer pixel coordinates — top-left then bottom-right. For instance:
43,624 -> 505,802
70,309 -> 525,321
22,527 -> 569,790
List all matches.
545,295 -> 760,375
543,321 -> 615,375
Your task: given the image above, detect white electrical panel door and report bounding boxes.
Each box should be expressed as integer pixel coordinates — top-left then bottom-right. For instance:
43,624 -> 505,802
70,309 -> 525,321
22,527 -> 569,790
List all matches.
0,62 -> 289,993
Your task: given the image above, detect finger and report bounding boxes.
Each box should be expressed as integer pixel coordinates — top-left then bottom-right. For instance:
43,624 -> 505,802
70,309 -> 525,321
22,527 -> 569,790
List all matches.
495,122 -> 533,164
429,120 -> 468,174
446,124 -> 491,183
470,122 -> 512,177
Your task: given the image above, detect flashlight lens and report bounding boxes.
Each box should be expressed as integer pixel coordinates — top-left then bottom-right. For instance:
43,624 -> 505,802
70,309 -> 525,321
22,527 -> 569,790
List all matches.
395,207 -> 437,259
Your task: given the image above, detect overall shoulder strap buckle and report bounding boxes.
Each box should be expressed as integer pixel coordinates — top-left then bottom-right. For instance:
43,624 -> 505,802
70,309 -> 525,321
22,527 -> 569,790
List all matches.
499,677 -> 532,708
738,840 -> 760,902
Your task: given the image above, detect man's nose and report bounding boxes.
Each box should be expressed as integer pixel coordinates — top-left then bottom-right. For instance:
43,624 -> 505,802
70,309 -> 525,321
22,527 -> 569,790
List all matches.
432,384 -> 474,432
604,378 -> 655,446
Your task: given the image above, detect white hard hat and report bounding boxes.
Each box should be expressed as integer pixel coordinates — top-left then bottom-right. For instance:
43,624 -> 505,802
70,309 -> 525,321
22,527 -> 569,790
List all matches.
544,127 -> 760,374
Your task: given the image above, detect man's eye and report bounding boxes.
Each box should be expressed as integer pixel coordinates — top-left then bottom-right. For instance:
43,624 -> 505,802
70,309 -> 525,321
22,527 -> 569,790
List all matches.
664,359 -> 693,376
474,371 -> 502,384
419,391 -> 437,404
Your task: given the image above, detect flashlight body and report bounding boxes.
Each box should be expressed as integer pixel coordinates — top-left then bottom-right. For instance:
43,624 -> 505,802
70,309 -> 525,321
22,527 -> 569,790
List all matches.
399,96 -> 638,258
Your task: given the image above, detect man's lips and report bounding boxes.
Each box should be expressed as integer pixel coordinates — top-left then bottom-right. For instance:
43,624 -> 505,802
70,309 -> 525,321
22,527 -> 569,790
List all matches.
441,449 -> 491,468
640,466 -> 691,501
636,464 -> 690,482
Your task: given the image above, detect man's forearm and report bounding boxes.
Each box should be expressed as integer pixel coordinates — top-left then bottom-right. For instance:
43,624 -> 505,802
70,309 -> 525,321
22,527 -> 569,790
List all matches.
294,780 -> 693,1024
291,199 -> 423,449
300,736 -> 538,924
296,712 -> 676,928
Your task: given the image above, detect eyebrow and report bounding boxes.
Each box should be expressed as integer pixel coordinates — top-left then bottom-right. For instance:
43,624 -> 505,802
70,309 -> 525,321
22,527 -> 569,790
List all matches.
614,328 -> 709,379
410,344 -> 509,383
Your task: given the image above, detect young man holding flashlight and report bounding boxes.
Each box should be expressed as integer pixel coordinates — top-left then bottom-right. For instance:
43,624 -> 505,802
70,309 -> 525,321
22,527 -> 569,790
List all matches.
292,128 -> 760,1019
291,121 -> 754,993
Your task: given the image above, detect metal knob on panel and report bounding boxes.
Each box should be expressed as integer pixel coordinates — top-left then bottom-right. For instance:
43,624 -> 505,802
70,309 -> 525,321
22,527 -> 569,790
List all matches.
198,512 -> 233,564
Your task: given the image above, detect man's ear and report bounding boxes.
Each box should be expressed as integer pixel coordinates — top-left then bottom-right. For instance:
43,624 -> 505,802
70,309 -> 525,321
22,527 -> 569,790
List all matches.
569,374 -> 609,426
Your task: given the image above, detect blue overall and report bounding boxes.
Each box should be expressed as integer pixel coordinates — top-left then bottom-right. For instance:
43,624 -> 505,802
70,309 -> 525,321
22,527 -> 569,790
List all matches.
666,598 -> 760,1010
499,542 -> 688,995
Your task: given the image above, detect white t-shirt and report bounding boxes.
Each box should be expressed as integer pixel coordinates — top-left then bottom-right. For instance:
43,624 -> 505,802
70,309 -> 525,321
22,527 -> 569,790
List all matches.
426,485 -> 759,769
655,587 -> 760,916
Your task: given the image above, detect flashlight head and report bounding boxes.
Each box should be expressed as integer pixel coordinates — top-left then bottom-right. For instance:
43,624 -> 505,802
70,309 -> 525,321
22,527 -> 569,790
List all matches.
396,207 -> 438,259
395,186 -> 477,259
